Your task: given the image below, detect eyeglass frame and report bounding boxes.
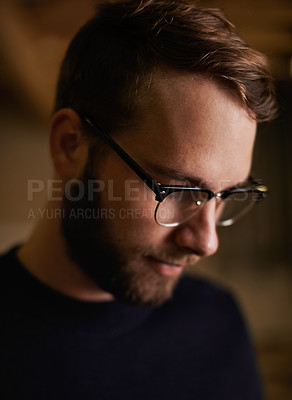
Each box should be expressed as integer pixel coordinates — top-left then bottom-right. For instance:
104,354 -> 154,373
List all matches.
81,114 -> 268,227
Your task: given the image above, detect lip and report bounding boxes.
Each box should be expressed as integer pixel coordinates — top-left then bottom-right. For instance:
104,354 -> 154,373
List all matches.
147,256 -> 184,277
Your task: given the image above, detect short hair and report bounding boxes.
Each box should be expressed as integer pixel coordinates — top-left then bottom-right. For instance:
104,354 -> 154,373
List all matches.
54,0 -> 278,133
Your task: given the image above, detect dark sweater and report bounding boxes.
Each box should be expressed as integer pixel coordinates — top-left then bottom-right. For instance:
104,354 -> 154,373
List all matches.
0,247 -> 263,400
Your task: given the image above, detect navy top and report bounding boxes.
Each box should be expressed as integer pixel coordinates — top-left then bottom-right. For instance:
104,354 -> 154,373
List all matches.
0,247 -> 263,400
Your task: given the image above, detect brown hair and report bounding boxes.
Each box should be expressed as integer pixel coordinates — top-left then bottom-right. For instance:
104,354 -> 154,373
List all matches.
54,0 -> 278,133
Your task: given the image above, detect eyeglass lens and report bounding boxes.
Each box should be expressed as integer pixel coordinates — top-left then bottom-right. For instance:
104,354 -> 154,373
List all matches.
155,190 -> 261,227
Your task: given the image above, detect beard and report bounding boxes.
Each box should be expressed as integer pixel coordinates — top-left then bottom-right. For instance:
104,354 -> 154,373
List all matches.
61,153 -> 181,306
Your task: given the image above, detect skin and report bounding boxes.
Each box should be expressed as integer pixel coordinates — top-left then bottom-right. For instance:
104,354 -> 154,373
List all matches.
18,73 -> 256,305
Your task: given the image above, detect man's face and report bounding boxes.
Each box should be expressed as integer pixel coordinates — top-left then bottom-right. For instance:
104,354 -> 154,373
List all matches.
62,73 -> 256,306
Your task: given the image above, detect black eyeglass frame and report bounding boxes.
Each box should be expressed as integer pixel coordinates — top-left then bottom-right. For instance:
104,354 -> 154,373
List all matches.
82,115 -> 268,226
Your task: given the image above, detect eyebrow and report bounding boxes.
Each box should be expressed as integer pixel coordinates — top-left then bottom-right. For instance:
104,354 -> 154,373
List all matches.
141,160 -> 250,191
142,161 -> 208,187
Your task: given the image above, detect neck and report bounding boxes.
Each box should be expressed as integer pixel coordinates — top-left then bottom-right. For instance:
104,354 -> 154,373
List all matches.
17,201 -> 114,302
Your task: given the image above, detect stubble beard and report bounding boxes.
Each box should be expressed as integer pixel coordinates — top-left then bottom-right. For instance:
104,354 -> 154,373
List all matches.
61,165 -> 180,307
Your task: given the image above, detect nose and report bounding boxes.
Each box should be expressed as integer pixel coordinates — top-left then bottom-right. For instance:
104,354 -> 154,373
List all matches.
173,201 -> 219,257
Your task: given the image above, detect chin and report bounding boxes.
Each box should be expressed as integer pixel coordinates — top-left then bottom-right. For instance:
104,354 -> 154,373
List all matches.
110,266 -> 181,307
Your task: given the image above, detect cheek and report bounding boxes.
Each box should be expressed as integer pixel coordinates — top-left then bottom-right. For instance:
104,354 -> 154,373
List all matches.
102,200 -> 168,252
94,148 -> 174,247
98,151 -> 157,220
96,158 -> 160,240
100,175 -> 157,219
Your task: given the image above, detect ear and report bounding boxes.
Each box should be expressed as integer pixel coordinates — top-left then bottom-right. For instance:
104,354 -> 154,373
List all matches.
50,108 -> 88,179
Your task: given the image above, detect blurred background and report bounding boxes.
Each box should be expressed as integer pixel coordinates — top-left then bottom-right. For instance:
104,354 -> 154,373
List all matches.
0,0 -> 291,398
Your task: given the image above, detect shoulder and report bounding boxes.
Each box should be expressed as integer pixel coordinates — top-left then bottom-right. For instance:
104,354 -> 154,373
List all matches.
0,246 -> 20,278
0,246 -> 30,302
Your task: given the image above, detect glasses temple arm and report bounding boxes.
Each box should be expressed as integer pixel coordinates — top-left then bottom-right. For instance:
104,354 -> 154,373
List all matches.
83,116 -> 163,200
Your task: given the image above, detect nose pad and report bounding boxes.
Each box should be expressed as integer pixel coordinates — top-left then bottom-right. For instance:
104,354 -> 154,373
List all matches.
173,200 -> 219,257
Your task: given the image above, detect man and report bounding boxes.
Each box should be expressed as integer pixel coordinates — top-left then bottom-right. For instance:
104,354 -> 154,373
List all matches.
1,0 -> 277,399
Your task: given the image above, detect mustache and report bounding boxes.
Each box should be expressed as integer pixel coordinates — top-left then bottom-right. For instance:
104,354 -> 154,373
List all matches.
139,247 -> 197,267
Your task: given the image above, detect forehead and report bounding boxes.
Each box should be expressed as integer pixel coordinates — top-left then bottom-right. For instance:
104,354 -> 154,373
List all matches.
118,72 -> 257,189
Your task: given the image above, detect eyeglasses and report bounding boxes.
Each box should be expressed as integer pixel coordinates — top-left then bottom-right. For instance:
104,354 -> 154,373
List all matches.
82,115 -> 268,227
